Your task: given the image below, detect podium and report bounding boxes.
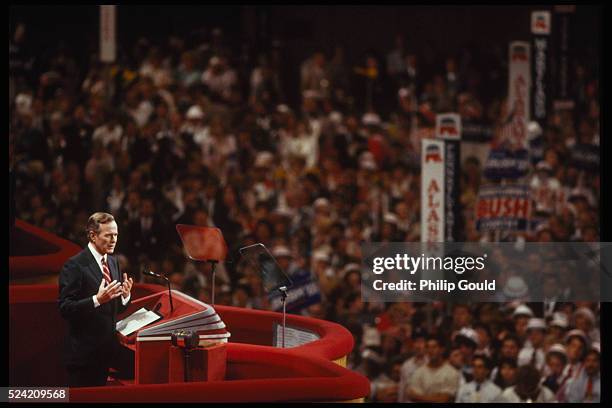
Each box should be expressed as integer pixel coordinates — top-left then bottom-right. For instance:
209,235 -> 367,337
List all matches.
116,290 -> 230,384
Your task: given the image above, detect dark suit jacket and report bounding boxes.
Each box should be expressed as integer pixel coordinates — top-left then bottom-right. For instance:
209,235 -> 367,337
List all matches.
58,248 -> 130,367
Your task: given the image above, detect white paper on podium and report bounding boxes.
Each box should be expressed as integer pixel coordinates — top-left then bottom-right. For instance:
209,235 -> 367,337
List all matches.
116,307 -> 162,336
273,323 -> 320,348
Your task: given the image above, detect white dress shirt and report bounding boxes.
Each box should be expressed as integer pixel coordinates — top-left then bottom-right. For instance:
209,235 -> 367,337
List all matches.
456,379 -> 502,403
88,242 -> 130,308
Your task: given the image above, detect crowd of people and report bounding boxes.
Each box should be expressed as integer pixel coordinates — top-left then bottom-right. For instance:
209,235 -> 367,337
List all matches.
10,17 -> 600,403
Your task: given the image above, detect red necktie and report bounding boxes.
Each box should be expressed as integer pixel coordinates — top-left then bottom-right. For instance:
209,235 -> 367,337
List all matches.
585,376 -> 593,400
101,257 -> 112,284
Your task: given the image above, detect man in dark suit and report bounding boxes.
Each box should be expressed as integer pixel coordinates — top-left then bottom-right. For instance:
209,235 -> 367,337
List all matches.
58,212 -> 134,387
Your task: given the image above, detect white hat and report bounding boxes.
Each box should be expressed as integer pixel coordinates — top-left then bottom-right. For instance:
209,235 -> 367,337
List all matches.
383,213 -> 399,226
535,222 -> 552,234
455,327 -> 480,347
15,93 -> 33,115
312,250 -> 330,263
398,87 -> 410,99
589,342 -> 601,355
547,343 -> 568,359
362,326 -> 381,347
342,263 -> 361,276
503,277 -> 529,299
186,105 -> 204,120
564,329 -> 588,345
329,111 -> 343,125
50,111 -> 63,122
254,151 -> 274,167
550,312 -> 569,329
568,188 -> 594,206
527,318 -> 547,331
512,304 -> 534,318
536,161 -> 553,173
276,104 -> 291,114
272,207 -> 294,218
271,245 -> 292,258
362,112 -> 381,126
574,307 -> 596,325
313,197 -> 331,209
302,89 -> 321,99
361,348 -> 384,364
359,151 -> 377,171
527,121 -> 543,139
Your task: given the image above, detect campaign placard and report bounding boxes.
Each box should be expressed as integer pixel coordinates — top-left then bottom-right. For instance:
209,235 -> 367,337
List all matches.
475,184 -> 531,231
531,11 -> 551,126
508,41 -> 531,149
421,139 -> 445,243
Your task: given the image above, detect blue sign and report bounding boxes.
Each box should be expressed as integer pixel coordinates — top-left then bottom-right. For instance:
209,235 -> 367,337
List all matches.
269,268 -> 322,313
571,144 -> 599,173
483,148 -> 530,180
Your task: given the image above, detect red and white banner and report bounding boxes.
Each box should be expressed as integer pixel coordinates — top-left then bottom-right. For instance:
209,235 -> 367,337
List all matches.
421,139 -> 445,243
100,5 -> 116,63
507,41 -> 531,150
531,11 -> 551,126
436,113 -> 462,141
475,184 -> 531,232
531,11 -> 551,35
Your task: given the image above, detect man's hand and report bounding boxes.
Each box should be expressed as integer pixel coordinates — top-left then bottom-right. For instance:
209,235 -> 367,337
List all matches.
121,273 -> 133,299
96,280 -> 123,304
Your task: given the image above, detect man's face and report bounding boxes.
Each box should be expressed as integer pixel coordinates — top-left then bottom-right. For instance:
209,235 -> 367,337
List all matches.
459,343 -> 476,359
515,316 -> 529,338
91,221 -> 118,255
575,314 -> 591,332
500,364 -> 517,384
566,338 -> 585,362
501,339 -> 519,359
141,200 -> 154,217
453,306 -> 471,328
412,337 -> 426,356
426,339 -> 443,363
277,256 -> 291,271
528,329 -> 545,347
546,354 -> 565,376
448,348 -> 463,369
472,358 -> 489,383
584,352 -> 600,377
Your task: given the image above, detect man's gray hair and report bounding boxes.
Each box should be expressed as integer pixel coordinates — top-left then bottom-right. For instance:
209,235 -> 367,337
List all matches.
86,212 -> 115,241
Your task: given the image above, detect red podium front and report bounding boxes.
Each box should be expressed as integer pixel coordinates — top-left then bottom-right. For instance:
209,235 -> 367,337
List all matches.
116,290 -> 230,384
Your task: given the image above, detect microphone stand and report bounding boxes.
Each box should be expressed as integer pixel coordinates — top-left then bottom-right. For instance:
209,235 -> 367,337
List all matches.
279,286 -> 288,348
164,274 -> 174,313
208,260 -> 217,306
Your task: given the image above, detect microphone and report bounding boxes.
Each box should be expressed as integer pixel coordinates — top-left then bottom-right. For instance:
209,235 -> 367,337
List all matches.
143,269 -> 174,313
144,270 -> 162,279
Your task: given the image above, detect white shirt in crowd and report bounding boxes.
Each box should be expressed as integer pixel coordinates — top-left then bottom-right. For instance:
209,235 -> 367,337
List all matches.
397,355 -> 428,402
517,346 -> 545,371
92,123 -> 123,148
201,68 -> 237,100
495,384 -> 556,403
407,362 -> 461,401
455,379 -> 501,403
